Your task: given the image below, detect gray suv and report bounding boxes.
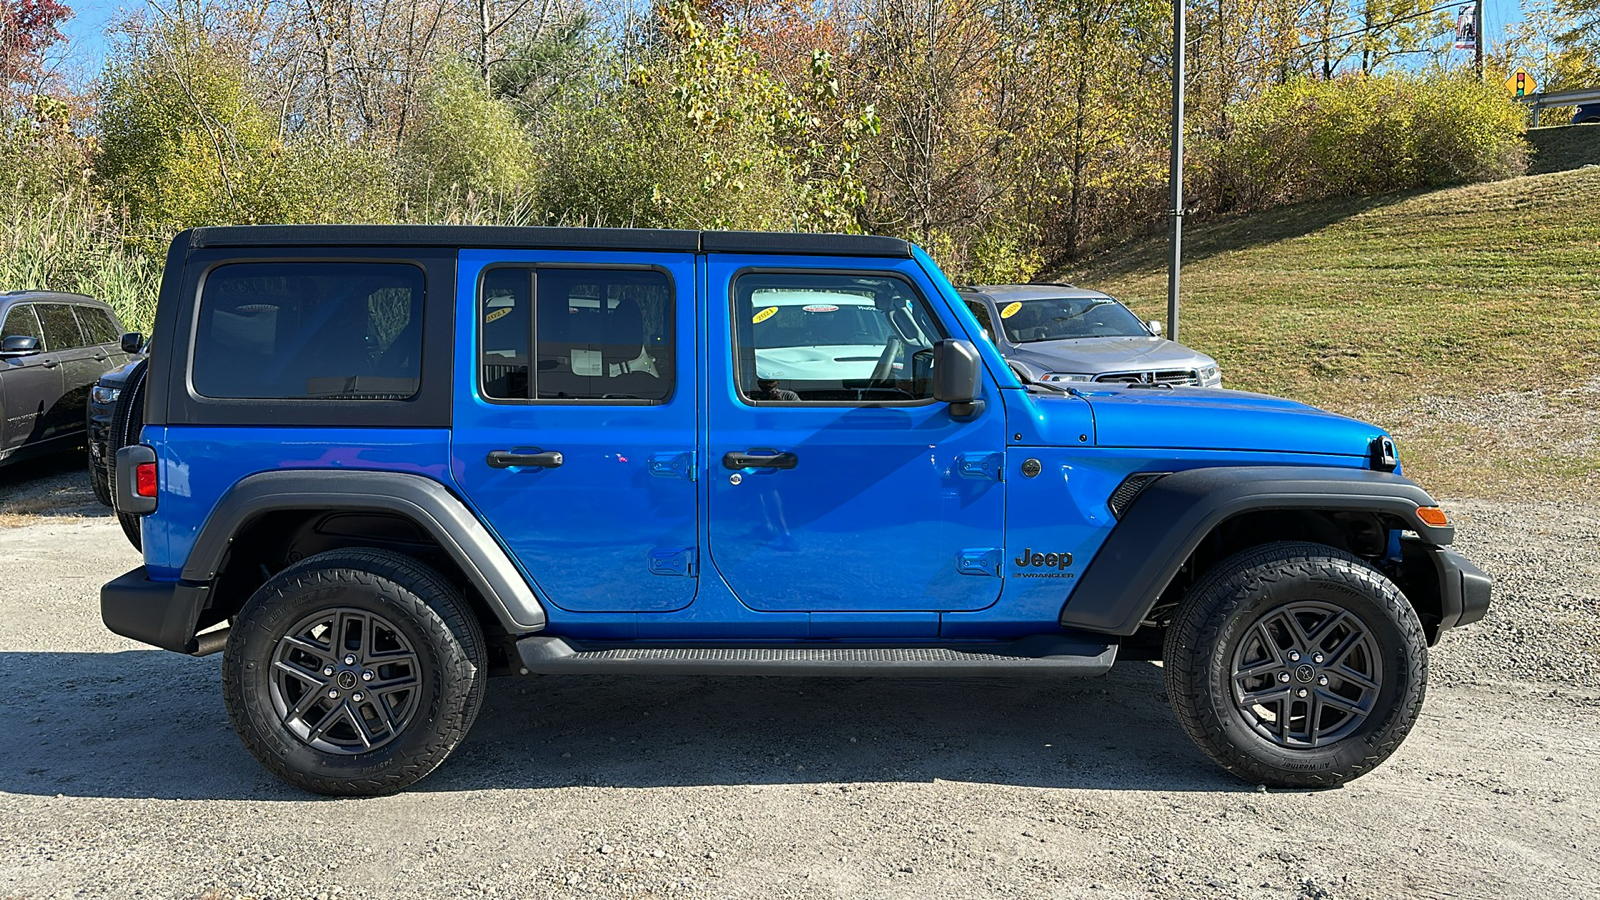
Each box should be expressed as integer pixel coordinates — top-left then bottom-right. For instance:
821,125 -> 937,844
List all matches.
960,284 -> 1221,387
0,291 -> 134,467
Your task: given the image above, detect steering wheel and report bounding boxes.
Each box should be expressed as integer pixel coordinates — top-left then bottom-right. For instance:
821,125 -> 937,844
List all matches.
869,337 -> 904,387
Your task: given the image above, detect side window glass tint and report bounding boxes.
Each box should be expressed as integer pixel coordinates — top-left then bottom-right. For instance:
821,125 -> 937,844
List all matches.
965,300 -> 995,342
38,304 -> 85,351
733,272 -> 945,404
479,268 -> 673,402
2,305 -> 43,343
480,268 -> 530,399
74,307 -> 118,345
194,262 -> 424,400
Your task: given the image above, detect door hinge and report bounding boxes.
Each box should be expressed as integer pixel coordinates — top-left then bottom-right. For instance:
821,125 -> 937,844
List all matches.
648,451 -> 696,481
648,547 -> 697,577
957,548 -> 1001,576
955,452 -> 1004,481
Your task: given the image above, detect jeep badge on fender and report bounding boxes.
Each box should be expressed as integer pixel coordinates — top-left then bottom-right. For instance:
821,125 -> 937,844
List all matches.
1014,548 -> 1073,570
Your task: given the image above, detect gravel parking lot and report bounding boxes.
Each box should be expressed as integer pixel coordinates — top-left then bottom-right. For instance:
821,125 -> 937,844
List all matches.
1,461 -> 1596,900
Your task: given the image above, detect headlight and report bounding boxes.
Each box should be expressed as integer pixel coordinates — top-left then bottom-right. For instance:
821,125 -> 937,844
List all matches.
1199,364 -> 1220,385
92,385 -> 122,405
1040,372 -> 1094,384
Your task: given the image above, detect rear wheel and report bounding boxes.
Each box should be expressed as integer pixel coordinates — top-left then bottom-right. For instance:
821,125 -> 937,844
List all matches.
1163,541 -> 1427,788
221,548 -> 486,796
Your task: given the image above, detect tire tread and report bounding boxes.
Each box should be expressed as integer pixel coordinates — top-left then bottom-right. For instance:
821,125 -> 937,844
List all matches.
1163,541 -> 1428,788
221,548 -> 486,796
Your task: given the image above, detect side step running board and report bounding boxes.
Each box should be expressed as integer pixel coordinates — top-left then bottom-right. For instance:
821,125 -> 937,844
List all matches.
515,635 -> 1116,677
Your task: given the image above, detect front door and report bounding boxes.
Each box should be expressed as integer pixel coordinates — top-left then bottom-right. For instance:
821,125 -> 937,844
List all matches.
703,257 -> 1007,612
450,250 -> 699,613
0,304 -> 63,452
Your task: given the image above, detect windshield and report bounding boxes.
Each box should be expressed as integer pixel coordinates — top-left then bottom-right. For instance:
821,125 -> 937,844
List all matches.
996,296 -> 1148,343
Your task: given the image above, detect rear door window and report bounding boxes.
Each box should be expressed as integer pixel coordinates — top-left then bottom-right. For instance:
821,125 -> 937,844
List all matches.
193,262 -> 425,400
37,304 -> 86,351
965,300 -> 996,342
479,267 -> 674,402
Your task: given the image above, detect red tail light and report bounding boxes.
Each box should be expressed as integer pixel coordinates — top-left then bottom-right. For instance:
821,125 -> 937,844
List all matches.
135,462 -> 158,498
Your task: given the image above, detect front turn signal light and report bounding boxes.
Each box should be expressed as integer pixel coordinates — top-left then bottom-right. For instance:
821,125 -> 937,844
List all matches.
1416,506 -> 1449,527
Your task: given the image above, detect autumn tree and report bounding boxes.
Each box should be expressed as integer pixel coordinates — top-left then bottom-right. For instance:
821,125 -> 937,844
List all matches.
0,0 -> 70,87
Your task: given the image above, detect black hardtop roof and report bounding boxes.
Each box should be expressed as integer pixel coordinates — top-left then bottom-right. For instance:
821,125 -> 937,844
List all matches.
183,225 -> 914,259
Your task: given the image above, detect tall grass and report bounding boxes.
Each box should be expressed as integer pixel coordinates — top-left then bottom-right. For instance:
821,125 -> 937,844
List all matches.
0,192 -> 163,332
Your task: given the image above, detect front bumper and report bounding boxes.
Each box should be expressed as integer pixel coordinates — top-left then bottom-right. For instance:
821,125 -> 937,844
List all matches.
1433,546 -> 1492,632
101,567 -> 210,653
86,405 -> 114,461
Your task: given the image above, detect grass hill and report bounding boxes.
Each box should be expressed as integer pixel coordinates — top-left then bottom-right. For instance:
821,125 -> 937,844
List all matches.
1065,168 -> 1600,498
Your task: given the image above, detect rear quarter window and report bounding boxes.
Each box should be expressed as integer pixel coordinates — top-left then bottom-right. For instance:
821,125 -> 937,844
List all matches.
192,262 -> 424,400
74,306 -> 120,345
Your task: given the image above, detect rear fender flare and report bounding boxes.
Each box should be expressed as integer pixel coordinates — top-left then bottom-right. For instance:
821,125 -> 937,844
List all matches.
184,469 -> 545,632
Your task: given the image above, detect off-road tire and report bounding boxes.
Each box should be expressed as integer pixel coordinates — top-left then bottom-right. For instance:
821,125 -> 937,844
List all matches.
222,548 -> 487,796
108,360 -> 148,550
88,450 -> 111,507
1163,541 -> 1428,788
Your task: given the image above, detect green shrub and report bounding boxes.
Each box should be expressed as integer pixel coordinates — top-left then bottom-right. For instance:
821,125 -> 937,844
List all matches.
1202,73 -> 1528,213
404,61 -> 536,210
0,192 -> 161,331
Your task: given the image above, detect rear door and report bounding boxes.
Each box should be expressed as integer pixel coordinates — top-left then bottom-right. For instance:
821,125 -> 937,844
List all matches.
0,304 -> 62,451
703,257 -> 1007,613
450,250 -> 700,613
35,303 -> 100,440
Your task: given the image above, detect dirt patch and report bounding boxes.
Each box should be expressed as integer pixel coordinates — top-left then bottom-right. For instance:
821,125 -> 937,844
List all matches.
1345,375 -> 1600,501
0,505 -> 1596,900
0,454 -> 109,527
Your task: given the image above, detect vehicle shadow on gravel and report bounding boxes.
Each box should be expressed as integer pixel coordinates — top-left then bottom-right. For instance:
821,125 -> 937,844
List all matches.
0,454 -> 111,524
0,650 -> 1245,800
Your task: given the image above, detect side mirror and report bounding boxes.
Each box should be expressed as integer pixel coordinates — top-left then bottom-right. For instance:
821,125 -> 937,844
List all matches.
1,335 -> 40,356
934,339 -> 984,419
1146,320 -> 1164,336
120,332 -> 145,354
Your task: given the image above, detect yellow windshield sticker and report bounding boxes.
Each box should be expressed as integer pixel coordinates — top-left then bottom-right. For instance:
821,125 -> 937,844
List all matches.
753,306 -> 779,324
1000,301 -> 1023,319
485,307 -> 511,323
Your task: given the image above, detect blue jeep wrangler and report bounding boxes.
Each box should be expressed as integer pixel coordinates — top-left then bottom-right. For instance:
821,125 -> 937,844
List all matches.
102,226 -> 1489,796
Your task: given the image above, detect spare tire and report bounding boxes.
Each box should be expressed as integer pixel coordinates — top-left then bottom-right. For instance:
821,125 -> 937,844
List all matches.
108,359 -> 149,551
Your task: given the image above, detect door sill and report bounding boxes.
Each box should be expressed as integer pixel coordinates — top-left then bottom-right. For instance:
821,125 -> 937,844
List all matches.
515,634 -> 1116,677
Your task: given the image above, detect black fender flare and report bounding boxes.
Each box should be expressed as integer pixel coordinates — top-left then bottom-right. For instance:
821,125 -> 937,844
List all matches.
184,469 -> 546,632
1059,466 -> 1452,635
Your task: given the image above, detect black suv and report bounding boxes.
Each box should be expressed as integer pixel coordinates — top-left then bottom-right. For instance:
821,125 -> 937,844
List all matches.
0,291 -> 135,468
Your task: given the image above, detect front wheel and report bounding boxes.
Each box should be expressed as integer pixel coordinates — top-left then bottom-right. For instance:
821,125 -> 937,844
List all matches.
88,451 -> 111,507
1163,541 -> 1428,788
221,549 -> 486,796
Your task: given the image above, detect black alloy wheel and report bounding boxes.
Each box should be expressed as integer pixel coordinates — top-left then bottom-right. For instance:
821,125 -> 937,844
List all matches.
223,548 -> 486,796
1164,541 -> 1428,788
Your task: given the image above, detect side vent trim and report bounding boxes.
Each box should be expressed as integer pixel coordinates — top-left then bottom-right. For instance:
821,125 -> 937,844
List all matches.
1107,472 -> 1168,520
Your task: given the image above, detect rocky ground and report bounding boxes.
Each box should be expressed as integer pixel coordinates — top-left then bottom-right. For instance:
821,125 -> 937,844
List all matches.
0,459 -> 1595,900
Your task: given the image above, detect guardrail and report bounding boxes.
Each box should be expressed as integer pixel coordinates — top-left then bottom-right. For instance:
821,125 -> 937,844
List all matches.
1515,87 -> 1600,127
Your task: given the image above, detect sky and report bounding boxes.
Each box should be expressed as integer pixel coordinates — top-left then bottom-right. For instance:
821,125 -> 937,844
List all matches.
55,0 -> 1531,82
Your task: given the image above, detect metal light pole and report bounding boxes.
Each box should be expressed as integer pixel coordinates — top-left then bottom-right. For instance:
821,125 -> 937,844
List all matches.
1166,0 -> 1186,341
1474,0 -> 1484,79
